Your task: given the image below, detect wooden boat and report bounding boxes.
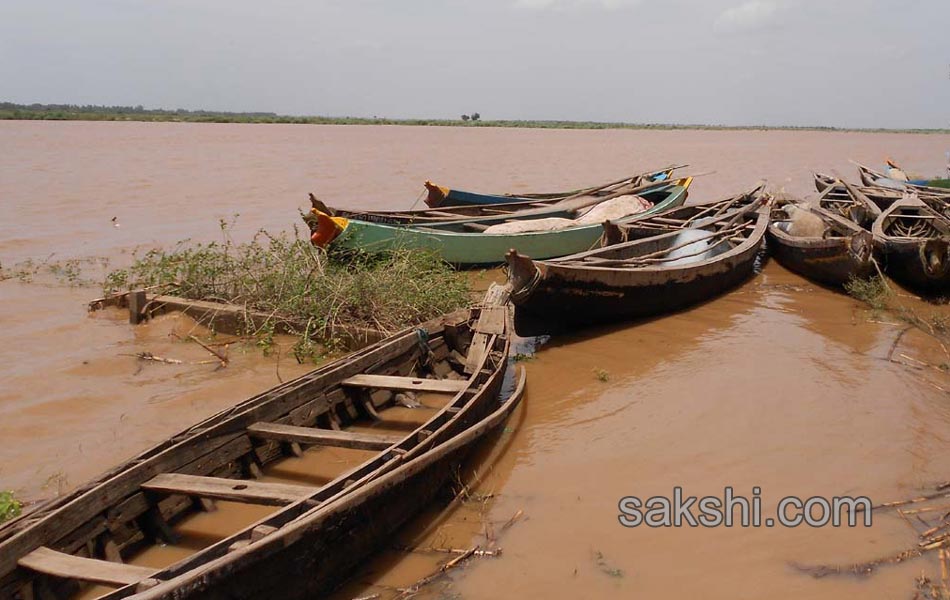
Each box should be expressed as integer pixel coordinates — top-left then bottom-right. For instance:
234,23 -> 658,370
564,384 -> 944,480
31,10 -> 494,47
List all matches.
505,187 -> 770,327
767,190 -> 874,288
815,175 -> 882,228
0,286 -> 524,600
872,194 -> 950,293
306,178 -> 692,266
307,173 -> 686,228
856,162 -> 950,195
813,172 -> 904,209
423,166 -> 682,208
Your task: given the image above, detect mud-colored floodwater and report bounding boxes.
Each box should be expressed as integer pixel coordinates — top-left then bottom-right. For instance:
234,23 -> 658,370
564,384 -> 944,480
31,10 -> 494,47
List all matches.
2,121 -> 950,599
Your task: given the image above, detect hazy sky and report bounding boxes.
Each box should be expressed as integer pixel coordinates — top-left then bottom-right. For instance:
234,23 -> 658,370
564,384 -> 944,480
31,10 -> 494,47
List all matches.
2,0 -> 948,128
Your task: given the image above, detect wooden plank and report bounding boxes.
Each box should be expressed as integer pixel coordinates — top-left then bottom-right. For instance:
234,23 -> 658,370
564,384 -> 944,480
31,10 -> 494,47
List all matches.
474,305 -> 506,335
18,547 -> 155,587
247,422 -> 400,451
341,374 -> 467,394
142,474 -> 317,506
464,333 -> 490,375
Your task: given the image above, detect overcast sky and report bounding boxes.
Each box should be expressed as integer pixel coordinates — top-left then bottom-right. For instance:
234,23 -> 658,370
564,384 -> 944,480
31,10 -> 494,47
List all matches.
2,0 -> 948,128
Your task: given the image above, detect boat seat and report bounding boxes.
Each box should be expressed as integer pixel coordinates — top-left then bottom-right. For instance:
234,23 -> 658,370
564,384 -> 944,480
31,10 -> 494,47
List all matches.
18,546 -> 156,587
341,374 -> 467,394
142,474 -> 317,506
247,422 -> 401,451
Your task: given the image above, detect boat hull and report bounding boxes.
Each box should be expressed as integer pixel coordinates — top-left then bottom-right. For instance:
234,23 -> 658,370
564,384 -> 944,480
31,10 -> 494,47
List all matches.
767,229 -> 875,288
332,186 -> 689,266
131,369 -> 524,600
878,240 -> 950,294
512,242 -> 763,327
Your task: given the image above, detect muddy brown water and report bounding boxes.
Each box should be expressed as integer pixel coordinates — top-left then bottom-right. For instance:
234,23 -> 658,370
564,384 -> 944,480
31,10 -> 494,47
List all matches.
2,122 -> 950,599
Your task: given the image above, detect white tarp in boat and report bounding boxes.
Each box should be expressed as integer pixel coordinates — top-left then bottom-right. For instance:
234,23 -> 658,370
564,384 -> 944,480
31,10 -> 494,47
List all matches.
483,195 -> 653,234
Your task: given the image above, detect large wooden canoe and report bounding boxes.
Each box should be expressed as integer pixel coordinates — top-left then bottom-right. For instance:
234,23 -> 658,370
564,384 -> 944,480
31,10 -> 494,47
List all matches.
423,166 -> 682,207
306,178 -> 692,266
814,172 -> 905,209
505,187 -> 770,327
0,286 -> 523,600
872,194 -> 950,294
768,190 -> 875,288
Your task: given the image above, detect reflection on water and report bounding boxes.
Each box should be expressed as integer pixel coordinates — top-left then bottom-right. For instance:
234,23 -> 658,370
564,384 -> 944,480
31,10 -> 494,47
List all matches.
2,122 -> 950,599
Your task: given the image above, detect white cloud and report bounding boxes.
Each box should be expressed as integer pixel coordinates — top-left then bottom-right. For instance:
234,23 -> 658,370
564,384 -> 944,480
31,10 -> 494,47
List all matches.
513,0 -> 639,11
714,0 -> 784,33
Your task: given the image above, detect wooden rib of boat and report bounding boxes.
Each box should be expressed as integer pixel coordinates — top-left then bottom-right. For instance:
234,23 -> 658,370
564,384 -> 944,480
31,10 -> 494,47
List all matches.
505,187 -> 770,327
0,285 -> 523,600
422,166 -> 683,208
305,178 -> 692,266
816,175 -> 882,228
767,190 -> 874,288
872,194 -> 950,293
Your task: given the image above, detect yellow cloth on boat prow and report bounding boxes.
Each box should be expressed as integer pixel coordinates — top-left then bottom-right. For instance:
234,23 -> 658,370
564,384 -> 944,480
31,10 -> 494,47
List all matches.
309,209 -> 349,247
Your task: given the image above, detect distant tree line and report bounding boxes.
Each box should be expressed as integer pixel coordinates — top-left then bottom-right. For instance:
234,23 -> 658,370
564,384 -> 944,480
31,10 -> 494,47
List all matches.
461,112 -> 481,122
0,102 -> 278,118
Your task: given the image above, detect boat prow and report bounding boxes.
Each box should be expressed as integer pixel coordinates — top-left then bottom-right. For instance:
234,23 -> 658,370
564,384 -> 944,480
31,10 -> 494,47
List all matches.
505,249 -> 541,304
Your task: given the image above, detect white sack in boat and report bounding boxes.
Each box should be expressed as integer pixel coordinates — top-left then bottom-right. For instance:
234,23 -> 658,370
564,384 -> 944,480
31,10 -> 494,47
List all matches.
664,229 -> 716,267
574,195 -> 653,225
483,195 -> 653,234
483,217 -> 575,234
886,166 -> 909,182
776,205 -> 825,237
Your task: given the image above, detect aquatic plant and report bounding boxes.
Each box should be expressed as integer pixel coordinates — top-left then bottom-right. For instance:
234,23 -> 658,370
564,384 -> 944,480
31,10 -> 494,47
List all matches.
0,491 -> 21,524
845,275 -> 891,310
103,226 -> 471,358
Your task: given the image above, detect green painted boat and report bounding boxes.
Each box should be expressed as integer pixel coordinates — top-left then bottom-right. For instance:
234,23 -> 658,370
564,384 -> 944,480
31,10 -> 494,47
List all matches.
307,179 -> 691,266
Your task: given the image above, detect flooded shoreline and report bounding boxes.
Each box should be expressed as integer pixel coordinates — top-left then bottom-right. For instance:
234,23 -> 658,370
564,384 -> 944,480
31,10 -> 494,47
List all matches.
3,122 -> 950,598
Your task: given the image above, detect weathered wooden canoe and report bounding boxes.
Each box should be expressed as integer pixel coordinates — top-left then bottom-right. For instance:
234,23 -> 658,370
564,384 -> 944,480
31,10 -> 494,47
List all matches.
306,174 -> 686,228
767,191 -> 875,288
856,162 -> 950,196
872,194 -> 950,294
505,187 -> 770,327
423,166 -> 681,207
816,175 -> 882,229
306,178 -> 692,266
0,286 -> 523,600
813,172 -> 905,209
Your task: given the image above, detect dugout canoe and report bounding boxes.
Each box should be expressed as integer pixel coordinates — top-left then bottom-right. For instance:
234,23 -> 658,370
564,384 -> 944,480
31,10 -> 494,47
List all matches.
767,190 -> 875,288
505,187 -> 770,327
423,166 -> 682,208
872,194 -> 950,294
306,178 -> 692,266
0,285 -> 523,600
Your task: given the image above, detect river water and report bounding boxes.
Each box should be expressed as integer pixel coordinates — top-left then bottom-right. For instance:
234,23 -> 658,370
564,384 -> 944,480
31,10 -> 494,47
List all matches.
2,121 -> 950,599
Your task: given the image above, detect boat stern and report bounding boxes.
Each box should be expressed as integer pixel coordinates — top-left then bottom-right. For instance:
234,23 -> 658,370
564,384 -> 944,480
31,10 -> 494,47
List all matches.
423,181 -> 451,208
505,250 -> 541,305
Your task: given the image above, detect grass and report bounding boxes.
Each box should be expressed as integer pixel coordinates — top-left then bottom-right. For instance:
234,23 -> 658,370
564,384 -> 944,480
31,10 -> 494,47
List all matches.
594,368 -> 610,382
103,224 -> 471,359
0,491 -> 22,524
844,275 -> 891,310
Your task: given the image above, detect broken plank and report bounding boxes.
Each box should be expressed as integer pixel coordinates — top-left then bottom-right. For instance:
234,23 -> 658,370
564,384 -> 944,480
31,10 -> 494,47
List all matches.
341,374 -> 467,394
247,422 -> 400,451
142,474 -> 317,506
18,547 -> 155,587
